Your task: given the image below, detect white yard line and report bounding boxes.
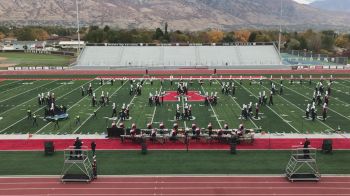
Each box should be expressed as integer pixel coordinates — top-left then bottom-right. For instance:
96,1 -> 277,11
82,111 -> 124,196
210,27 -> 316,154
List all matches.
35,82 -> 105,134
201,85 -> 222,129
263,83 -> 334,131
284,84 -> 350,121
0,80 -> 93,134
150,85 -> 163,124
0,80 -> 21,88
72,82 -> 127,134
337,78 -> 350,87
0,81 -> 28,94
0,80 -> 57,103
237,81 -> 300,133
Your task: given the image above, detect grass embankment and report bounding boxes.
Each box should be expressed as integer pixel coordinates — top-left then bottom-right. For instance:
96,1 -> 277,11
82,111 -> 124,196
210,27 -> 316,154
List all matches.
0,150 -> 348,175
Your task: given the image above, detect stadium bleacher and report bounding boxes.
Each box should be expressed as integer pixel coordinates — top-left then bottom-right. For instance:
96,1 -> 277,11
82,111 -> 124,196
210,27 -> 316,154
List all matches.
75,44 -> 282,69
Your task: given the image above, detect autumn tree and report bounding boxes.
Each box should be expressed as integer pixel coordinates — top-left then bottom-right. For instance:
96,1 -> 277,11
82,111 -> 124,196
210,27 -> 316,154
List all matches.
32,28 -> 49,41
335,36 -> 348,48
234,30 -> 250,42
0,32 -> 5,40
207,30 -> 224,43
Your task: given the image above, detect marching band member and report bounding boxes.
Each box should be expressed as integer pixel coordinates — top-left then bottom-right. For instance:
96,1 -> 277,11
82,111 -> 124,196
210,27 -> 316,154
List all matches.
208,122 -> 213,136
147,122 -> 152,129
159,122 -> 165,129
322,103 -> 328,121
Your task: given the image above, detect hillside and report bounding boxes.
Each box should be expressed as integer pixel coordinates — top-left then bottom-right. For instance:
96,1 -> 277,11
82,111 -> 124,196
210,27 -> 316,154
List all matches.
0,0 -> 349,30
310,0 -> 350,12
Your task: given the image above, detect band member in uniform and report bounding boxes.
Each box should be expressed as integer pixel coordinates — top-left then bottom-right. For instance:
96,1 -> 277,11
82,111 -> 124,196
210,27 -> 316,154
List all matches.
32,114 -> 38,127
111,120 -> 117,128
170,123 -> 178,141
147,122 -> 152,129
81,86 -> 85,96
192,123 -> 197,135
88,83 -> 93,96
207,122 -> 213,136
27,109 -> 32,119
311,104 -> 317,121
92,93 -> 96,107
327,82 -> 332,96
305,104 -> 310,119
268,91 -> 274,106
224,123 -> 229,130
159,122 -> 165,130
322,103 -> 328,121
75,115 -> 80,125
324,93 -> 329,106
238,123 -> 245,136
255,103 -> 259,119
112,103 -> 117,117
279,84 -> 283,95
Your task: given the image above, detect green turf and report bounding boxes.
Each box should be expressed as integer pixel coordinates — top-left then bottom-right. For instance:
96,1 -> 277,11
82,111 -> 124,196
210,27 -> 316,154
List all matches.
1,77 -> 350,134
0,52 -> 73,67
0,150 -> 348,175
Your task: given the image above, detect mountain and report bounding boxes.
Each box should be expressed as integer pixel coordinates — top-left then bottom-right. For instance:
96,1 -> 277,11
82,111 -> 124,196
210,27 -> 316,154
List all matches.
310,0 -> 350,12
0,0 -> 349,30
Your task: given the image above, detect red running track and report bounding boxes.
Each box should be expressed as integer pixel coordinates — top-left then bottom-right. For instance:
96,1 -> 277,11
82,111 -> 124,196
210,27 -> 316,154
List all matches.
0,138 -> 350,151
0,176 -> 350,196
1,69 -> 350,76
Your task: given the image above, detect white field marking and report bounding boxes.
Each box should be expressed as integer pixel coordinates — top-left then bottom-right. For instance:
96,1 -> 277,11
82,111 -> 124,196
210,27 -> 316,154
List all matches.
215,80 -> 258,129
35,82 -> 106,134
0,80 -> 57,103
337,78 -> 350,88
0,81 -> 30,94
150,85 -> 163,124
284,84 -> 350,121
263,83 -> 334,131
72,82 -> 127,134
236,81 -> 300,133
0,80 -> 93,134
201,85 -> 222,129
0,80 -> 21,88
0,81 -> 73,116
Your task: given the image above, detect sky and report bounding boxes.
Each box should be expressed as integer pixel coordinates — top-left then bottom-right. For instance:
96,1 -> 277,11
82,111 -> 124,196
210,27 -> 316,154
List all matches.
293,0 -> 320,4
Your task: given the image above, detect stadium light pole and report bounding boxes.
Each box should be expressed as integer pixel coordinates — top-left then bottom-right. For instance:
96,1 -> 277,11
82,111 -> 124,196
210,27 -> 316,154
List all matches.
278,0 -> 283,64
75,0 -> 81,55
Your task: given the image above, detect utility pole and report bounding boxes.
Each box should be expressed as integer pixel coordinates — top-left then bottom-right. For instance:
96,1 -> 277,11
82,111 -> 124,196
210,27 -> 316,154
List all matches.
278,0 -> 283,64
75,0 -> 81,55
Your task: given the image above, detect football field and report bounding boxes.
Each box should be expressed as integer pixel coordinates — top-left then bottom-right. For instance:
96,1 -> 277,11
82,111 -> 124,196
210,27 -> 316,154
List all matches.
0,76 -> 349,135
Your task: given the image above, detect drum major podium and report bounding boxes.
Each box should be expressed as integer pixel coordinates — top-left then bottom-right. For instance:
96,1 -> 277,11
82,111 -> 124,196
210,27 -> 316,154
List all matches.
285,146 -> 320,182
